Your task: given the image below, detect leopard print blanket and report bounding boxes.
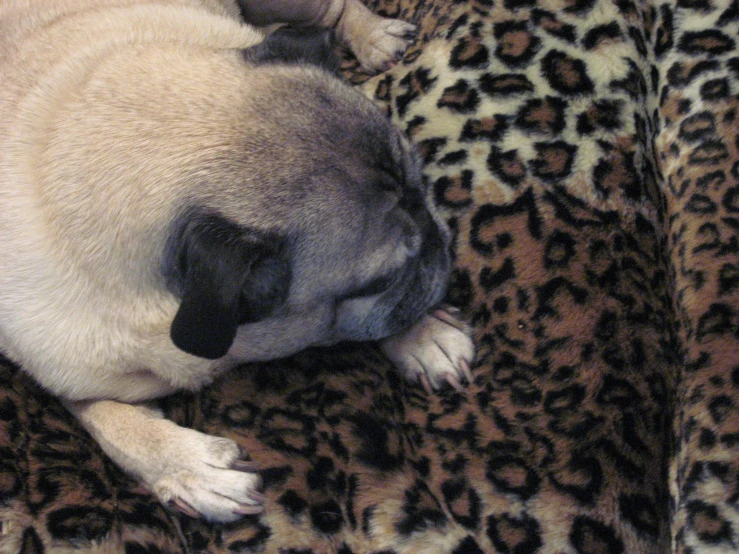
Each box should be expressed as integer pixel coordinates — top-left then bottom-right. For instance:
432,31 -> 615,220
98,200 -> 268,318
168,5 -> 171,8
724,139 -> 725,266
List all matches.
1,0 -> 738,552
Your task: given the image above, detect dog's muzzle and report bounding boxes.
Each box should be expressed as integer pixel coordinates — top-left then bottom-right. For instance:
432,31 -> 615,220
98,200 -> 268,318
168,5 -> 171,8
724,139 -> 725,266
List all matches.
332,215 -> 451,343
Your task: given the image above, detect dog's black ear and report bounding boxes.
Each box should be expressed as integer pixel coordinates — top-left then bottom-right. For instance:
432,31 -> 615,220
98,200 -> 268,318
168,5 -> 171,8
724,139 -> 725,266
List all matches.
241,26 -> 340,73
163,210 -> 292,359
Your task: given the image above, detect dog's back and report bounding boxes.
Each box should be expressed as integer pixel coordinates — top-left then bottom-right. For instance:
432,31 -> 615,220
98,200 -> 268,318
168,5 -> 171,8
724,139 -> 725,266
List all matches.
0,0 -> 265,398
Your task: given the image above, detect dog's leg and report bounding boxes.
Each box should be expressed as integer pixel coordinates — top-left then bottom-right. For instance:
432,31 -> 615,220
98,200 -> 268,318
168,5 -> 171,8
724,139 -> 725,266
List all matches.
65,399 -> 262,522
237,0 -> 416,71
379,307 -> 476,393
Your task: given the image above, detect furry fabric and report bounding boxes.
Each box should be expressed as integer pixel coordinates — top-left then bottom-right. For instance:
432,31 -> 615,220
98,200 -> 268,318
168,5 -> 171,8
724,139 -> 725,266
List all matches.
1,0 -> 738,552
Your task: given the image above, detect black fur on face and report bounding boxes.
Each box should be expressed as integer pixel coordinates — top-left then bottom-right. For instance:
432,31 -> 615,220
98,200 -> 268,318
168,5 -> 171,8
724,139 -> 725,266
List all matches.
241,26 -> 341,73
162,208 -> 292,359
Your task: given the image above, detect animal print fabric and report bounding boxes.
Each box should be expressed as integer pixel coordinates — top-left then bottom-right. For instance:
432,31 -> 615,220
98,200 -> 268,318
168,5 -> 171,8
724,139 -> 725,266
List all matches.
0,0 -> 737,552
655,1 -> 739,552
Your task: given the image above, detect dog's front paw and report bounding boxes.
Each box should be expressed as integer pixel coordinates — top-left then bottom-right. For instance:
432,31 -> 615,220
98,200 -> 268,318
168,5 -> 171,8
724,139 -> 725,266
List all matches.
151,426 -> 263,522
380,307 -> 475,394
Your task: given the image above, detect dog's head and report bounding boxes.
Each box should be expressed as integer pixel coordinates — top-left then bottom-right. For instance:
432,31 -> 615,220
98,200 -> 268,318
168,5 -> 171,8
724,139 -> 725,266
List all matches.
161,28 -> 451,361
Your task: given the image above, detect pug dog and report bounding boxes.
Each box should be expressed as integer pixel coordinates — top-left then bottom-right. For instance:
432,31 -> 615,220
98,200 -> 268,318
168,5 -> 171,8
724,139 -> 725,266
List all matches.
0,0 -> 475,522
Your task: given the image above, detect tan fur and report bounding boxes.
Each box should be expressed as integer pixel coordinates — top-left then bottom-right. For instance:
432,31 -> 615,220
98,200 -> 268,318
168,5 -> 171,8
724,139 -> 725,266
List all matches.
0,0 -> 474,521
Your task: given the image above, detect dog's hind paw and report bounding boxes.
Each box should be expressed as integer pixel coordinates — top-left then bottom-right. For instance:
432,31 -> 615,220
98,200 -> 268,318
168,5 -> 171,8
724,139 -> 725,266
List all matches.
351,18 -> 416,72
380,307 -> 476,393
337,0 -> 416,71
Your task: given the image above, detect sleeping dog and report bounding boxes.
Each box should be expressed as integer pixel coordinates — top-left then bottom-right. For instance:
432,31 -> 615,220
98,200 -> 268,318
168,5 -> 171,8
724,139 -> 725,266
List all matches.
0,0 -> 475,521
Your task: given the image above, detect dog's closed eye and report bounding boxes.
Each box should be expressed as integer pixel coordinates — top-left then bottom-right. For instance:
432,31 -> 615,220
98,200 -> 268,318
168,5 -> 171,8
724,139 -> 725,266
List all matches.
341,274 -> 395,301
